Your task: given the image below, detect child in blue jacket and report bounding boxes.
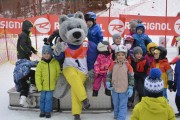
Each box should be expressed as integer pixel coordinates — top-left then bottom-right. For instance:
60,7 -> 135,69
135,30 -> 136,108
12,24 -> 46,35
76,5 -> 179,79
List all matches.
173,44 -> 180,117
13,59 -> 38,107
132,24 -> 152,56
84,12 -> 103,45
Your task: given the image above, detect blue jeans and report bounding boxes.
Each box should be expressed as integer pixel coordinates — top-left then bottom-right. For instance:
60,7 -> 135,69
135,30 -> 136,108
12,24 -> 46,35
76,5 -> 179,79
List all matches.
112,90 -> 128,120
40,91 -> 53,113
163,88 -> 167,99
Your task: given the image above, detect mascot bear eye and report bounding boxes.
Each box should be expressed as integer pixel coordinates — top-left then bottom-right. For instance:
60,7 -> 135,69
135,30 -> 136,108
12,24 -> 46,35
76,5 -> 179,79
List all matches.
77,25 -> 81,28
67,26 -> 73,31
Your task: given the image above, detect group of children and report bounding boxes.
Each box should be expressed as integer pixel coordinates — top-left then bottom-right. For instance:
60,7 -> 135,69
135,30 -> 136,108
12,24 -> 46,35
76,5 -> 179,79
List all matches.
13,11 -> 180,120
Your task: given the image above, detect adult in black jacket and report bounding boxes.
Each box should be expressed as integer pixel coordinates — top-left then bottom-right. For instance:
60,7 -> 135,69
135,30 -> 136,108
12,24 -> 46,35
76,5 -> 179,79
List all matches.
17,20 -> 37,60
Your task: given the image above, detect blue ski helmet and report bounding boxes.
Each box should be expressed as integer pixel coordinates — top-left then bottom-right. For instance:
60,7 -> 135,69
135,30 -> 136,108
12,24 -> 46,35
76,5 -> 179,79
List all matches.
84,12 -> 96,21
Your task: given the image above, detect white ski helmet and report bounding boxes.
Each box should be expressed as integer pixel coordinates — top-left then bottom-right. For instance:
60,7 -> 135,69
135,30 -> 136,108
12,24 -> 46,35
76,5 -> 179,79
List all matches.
115,45 -> 128,56
97,41 -> 110,52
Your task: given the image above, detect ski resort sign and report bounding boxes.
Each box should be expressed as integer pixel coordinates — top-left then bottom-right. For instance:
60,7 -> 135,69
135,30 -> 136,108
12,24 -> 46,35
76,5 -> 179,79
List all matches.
0,14 -> 180,37
34,17 -> 51,34
108,19 -> 125,36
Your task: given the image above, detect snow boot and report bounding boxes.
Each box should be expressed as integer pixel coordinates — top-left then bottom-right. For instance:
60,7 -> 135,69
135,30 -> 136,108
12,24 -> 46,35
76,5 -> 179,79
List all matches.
92,90 -> 98,96
19,96 -> 29,107
82,98 -> 90,109
105,88 -> 111,96
74,114 -> 81,120
29,84 -> 38,93
39,112 -> 45,117
45,112 -> 51,118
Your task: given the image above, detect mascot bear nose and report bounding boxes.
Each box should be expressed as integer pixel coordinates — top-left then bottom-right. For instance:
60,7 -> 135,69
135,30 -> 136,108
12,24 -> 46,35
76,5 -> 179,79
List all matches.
73,32 -> 81,39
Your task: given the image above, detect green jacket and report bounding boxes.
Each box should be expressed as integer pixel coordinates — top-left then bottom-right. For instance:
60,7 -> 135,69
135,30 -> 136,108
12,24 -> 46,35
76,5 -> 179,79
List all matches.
130,97 -> 175,120
35,58 -> 61,91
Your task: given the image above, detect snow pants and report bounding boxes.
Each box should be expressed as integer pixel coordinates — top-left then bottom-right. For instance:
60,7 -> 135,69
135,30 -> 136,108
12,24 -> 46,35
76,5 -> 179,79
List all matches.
93,74 -> 106,91
20,70 -> 35,97
112,90 -> 128,120
63,66 -> 87,115
40,91 -> 53,113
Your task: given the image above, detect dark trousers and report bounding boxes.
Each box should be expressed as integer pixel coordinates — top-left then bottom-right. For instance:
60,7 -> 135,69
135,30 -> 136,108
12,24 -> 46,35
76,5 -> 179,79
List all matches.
175,95 -> 180,112
135,79 -> 144,101
19,70 -> 35,97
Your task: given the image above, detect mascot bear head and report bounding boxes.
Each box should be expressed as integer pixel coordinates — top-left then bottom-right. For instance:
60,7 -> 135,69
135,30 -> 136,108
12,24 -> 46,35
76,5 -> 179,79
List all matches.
59,11 -> 88,45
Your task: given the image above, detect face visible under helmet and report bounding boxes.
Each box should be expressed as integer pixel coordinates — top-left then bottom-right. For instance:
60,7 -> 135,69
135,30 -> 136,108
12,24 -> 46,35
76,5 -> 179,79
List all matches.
147,42 -> 158,54
84,12 -> 96,22
154,46 -> 167,60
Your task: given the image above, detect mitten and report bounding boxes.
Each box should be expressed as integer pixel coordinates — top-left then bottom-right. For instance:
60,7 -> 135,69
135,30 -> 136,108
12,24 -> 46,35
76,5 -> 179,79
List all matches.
53,42 -> 66,56
106,82 -> 113,90
168,80 -> 174,92
127,86 -> 133,98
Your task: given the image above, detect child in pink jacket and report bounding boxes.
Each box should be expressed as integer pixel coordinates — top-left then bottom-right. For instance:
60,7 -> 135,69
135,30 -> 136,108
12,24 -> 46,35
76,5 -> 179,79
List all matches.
93,41 -> 113,96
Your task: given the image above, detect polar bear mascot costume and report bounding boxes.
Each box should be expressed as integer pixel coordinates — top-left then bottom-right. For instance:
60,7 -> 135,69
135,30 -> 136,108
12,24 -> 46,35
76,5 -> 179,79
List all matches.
53,11 -> 98,120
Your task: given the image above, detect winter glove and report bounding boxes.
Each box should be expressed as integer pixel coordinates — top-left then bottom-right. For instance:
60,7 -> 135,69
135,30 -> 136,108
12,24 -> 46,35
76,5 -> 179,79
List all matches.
106,82 -> 113,90
127,86 -> 133,98
87,69 -> 94,83
53,42 -> 67,56
173,83 -> 177,92
168,80 -> 174,92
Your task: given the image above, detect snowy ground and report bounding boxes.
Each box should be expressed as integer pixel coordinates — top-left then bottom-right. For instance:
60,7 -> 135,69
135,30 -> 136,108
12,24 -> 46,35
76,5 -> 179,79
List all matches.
0,45 -> 180,120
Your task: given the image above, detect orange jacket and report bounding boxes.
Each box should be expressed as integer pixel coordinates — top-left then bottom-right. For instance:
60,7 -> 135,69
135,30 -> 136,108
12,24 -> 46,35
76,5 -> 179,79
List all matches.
151,58 -> 173,88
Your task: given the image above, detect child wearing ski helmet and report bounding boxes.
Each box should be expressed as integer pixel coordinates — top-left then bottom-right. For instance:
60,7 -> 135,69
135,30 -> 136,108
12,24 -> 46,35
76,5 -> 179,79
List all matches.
130,47 -> 149,102
151,46 -> 173,99
84,12 -> 103,45
93,41 -> 113,96
123,35 -> 134,61
131,68 -> 175,120
145,42 -> 158,65
106,45 -> 134,120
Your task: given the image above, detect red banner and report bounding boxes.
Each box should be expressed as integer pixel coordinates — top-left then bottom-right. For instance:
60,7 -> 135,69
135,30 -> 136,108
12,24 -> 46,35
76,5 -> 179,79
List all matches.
0,14 -> 180,37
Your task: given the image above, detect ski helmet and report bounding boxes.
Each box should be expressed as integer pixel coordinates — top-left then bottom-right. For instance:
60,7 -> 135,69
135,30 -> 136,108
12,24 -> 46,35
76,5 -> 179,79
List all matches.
84,12 -> 96,21
115,45 -> 128,56
97,41 -> 111,53
154,46 -> 167,60
147,42 -> 158,54
124,35 -> 134,42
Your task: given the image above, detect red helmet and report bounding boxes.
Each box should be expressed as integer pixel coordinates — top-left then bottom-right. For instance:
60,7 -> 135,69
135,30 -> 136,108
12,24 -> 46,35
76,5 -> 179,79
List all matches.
124,35 -> 134,42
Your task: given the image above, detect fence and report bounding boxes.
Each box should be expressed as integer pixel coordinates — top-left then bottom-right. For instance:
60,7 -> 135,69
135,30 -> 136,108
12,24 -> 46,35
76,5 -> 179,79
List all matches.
0,14 -> 180,64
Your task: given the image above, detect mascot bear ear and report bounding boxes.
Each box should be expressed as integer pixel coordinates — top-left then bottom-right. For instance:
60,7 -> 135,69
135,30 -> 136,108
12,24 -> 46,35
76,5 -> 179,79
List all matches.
59,15 -> 68,24
74,11 -> 84,20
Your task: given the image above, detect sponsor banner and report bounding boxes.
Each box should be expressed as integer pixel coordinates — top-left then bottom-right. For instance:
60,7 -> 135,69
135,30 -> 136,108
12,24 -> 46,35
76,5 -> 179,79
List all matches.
0,14 -> 180,37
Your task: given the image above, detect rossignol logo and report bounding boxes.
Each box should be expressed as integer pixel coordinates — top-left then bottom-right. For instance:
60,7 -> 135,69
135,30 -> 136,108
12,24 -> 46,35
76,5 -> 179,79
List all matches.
108,19 -> 124,35
174,19 -> 180,35
34,18 -> 51,34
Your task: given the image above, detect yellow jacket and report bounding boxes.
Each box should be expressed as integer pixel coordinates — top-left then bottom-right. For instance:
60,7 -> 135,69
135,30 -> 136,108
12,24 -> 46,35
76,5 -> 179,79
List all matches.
35,58 -> 61,91
130,97 -> 175,120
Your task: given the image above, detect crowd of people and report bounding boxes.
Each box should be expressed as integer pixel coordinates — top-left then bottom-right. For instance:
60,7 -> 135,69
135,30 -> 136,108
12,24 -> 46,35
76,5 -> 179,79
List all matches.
12,11 -> 180,120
